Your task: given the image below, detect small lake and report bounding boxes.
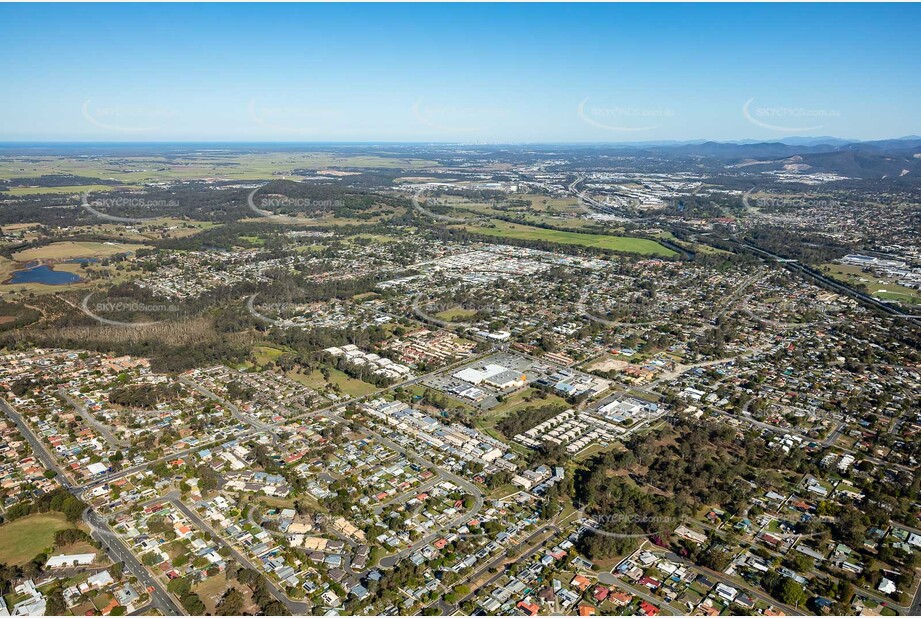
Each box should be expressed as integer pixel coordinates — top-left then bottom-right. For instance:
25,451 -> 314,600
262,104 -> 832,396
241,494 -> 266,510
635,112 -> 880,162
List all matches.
6,265 -> 82,285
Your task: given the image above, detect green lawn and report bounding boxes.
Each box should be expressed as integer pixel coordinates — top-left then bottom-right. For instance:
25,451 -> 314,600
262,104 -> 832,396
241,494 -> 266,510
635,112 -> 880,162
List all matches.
0,513 -> 74,565
455,221 -> 677,257
238,235 -> 266,247
475,388 -> 570,446
0,153 -> 437,185
12,240 -> 147,262
288,366 -> 378,398
252,345 -> 287,366
822,263 -> 921,305
435,307 -> 478,322
486,387 -> 569,419
6,184 -> 127,196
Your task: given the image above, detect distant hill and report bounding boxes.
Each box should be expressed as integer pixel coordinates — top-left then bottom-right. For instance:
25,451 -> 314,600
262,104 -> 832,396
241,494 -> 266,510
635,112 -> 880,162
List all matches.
632,137 -> 921,179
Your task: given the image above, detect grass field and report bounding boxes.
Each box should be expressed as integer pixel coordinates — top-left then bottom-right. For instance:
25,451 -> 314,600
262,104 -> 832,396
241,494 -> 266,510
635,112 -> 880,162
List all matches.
475,387 -> 570,442
347,233 -> 401,244
0,257 -> 19,280
425,194 -> 583,220
490,388 -> 569,418
435,307 -> 478,321
194,575 -> 233,615
0,153 -> 437,185
0,513 -> 74,565
12,240 -> 147,262
455,220 -> 677,257
516,194 -> 584,215
288,366 -> 378,398
6,184 -> 127,196
238,235 -> 265,247
252,345 -> 287,366
822,263 -> 921,305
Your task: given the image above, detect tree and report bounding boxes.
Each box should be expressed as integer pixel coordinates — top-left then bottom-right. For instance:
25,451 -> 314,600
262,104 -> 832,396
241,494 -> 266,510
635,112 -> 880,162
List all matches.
216,587 -> 245,615
699,548 -> 731,572
180,592 -> 205,615
167,577 -> 192,597
778,579 -> 807,608
45,587 -> 67,615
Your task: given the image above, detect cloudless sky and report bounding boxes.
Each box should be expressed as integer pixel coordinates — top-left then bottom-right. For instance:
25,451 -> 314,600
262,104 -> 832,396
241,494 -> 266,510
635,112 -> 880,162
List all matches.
1,3 -> 919,142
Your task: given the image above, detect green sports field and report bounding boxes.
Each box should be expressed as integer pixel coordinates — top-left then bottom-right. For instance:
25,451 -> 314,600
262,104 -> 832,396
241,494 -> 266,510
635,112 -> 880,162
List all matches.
0,513 -> 74,565
456,220 -> 677,257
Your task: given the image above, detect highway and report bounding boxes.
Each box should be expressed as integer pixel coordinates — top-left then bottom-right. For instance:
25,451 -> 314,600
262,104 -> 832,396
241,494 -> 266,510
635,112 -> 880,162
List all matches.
733,239 -> 921,327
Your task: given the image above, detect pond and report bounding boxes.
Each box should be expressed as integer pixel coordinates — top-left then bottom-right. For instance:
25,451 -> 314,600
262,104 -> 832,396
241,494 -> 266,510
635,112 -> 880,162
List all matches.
6,265 -> 82,285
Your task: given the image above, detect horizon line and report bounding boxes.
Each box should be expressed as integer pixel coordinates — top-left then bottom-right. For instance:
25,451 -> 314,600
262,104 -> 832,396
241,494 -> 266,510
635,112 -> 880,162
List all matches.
2,135 -> 920,147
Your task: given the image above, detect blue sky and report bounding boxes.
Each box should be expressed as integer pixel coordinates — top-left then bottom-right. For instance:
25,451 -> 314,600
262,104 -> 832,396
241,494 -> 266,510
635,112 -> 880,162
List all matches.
1,3 -> 919,142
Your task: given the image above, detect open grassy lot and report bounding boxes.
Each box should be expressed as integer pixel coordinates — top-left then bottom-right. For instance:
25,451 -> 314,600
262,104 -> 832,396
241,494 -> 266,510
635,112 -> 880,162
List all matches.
516,194 -> 584,215
194,575 -> 234,616
0,513 -> 74,565
425,194 -> 584,222
454,220 -> 677,257
346,233 -> 401,244
487,387 -> 569,419
435,307 -> 478,321
6,184 -> 129,196
288,366 -> 378,398
252,345 -> 287,366
0,153 -> 437,185
243,208 -> 397,227
475,387 -> 570,447
12,240 -> 147,262
822,263 -> 921,305
0,256 -> 19,280
99,219 -> 220,242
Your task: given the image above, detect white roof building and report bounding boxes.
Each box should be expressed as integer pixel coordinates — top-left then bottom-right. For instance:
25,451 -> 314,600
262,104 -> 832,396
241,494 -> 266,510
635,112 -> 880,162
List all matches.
878,578 -> 897,595
46,553 -> 96,568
